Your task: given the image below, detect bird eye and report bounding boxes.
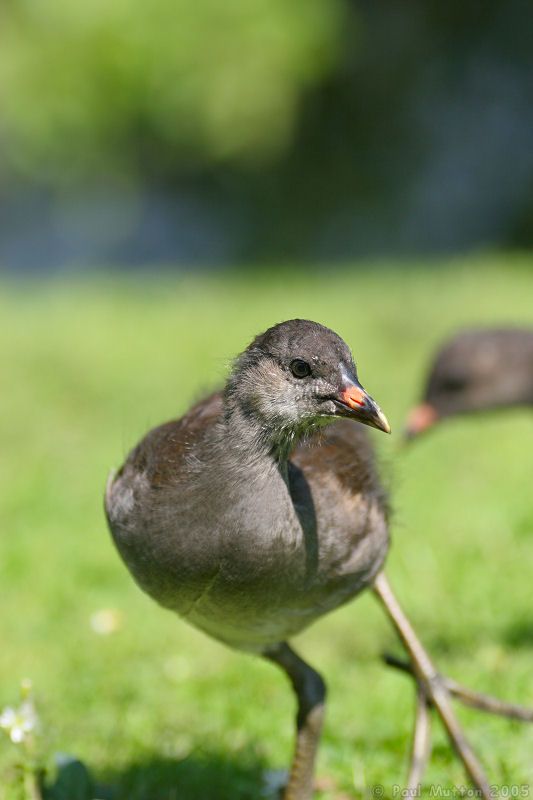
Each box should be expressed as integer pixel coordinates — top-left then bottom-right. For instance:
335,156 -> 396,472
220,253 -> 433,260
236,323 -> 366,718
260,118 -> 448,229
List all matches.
290,359 -> 312,378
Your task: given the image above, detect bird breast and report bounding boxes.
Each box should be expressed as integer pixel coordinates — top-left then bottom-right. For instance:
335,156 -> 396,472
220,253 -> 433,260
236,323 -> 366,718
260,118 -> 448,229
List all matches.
106,421 -> 389,652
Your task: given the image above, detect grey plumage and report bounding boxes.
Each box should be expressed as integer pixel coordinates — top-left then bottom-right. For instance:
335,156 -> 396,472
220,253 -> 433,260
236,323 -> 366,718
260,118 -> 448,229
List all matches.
105,319 -> 390,653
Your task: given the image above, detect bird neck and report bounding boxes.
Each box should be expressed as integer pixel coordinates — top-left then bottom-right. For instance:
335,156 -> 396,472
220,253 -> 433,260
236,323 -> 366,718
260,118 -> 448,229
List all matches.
221,396 -> 319,473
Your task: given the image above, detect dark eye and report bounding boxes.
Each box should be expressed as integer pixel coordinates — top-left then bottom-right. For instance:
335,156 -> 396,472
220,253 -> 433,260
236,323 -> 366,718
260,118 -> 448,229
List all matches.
290,359 -> 312,379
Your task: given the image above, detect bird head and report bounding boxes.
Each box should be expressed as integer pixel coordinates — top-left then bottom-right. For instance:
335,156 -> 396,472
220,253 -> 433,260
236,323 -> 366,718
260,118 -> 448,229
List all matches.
226,319 -> 390,452
405,328 -> 533,440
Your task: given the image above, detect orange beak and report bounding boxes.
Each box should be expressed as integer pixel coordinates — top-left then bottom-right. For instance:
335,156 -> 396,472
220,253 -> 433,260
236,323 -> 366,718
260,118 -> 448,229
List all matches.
334,379 -> 391,434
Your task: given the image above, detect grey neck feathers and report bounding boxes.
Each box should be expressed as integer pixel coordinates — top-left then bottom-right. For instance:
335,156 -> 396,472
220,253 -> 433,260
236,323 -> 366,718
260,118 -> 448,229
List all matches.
222,386 -> 324,471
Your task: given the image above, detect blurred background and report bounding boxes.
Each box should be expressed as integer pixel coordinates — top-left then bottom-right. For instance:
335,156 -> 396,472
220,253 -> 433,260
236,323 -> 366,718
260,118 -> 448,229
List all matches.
1,0 -> 533,271
1,2 -> 533,799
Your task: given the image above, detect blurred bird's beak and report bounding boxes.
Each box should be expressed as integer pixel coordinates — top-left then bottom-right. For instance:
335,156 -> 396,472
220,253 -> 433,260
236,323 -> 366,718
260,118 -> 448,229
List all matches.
404,403 -> 438,440
333,377 -> 391,434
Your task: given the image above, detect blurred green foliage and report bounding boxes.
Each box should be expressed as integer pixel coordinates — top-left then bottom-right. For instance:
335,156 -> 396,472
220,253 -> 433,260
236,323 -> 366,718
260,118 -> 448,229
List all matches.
2,1 -> 533,263
0,0 -> 345,181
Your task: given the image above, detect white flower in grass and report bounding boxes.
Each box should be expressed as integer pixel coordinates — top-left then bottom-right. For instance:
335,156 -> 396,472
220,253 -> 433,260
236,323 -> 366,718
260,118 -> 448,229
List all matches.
90,608 -> 123,635
0,681 -> 39,744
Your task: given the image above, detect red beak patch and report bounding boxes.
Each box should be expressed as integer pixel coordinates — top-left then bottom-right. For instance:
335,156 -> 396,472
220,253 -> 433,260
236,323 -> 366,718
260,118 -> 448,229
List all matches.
339,385 -> 366,409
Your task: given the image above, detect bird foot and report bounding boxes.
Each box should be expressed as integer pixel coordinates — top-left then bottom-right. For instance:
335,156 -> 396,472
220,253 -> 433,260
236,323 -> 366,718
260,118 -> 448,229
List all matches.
383,652 -> 533,794
373,572 -> 533,800
384,652 -> 533,722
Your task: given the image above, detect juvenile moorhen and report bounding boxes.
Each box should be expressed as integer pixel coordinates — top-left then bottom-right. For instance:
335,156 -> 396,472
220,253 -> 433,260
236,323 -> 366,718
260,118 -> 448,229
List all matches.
405,327 -> 533,438
105,320 -> 531,800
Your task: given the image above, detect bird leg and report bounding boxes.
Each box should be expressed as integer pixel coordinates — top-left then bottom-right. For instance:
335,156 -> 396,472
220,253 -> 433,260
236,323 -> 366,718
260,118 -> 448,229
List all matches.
373,571 -> 494,799
264,642 -> 326,800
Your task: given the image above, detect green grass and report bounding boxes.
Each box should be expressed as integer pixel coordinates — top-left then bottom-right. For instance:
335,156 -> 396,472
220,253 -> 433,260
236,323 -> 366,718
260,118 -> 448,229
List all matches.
1,255 -> 533,799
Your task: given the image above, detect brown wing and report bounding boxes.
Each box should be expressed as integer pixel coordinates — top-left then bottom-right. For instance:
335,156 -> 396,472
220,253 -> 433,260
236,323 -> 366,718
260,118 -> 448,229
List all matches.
105,391 -> 224,533
114,391 -> 223,490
